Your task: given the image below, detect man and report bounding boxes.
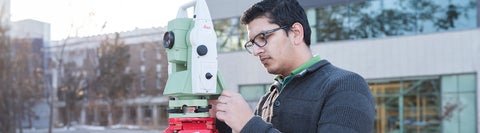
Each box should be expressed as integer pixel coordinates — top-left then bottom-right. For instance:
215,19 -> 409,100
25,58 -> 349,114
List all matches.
215,0 -> 376,132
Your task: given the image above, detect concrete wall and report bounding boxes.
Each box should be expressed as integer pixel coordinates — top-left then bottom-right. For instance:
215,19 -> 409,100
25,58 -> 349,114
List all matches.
206,0 -> 260,20
313,29 -> 479,79
206,0 -> 368,19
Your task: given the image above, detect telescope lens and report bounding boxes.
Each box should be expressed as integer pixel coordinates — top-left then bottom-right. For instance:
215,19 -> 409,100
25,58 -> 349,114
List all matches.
163,31 -> 175,49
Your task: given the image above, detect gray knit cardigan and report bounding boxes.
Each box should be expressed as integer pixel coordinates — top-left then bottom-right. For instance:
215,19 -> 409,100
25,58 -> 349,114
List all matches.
240,60 -> 376,133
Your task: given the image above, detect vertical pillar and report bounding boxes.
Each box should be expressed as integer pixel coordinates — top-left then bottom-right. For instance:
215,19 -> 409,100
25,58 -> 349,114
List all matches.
51,69 -> 59,126
93,106 -> 99,125
475,1 -> 480,130
80,105 -> 86,125
477,0 -> 480,27
476,53 -> 480,133
121,105 -> 128,124
306,8 -> 317,44
137,105 -> 143,126
399,81 -> 404,133
53,106 -> 60,126
153,105 -> 159,126
476,66 -> 480,132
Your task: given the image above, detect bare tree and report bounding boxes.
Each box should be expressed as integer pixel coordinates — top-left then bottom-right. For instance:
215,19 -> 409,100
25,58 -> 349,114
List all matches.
56,61 -> 87,128
0,13 -> 15,133
0,20 -> 44,133
91,33 -> 132,126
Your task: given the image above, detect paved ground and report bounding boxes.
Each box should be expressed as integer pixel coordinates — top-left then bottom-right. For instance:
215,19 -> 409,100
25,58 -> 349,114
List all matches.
21,125 -> 167,133
23,128 -> 164,133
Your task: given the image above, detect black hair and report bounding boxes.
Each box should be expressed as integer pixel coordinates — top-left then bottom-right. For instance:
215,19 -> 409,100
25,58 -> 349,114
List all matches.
241,0 -> 311,46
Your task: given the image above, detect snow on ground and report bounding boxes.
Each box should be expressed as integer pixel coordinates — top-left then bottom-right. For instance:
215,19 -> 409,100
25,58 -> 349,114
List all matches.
22,125 -> 162,133
110,124 -> 141,129
75,125 -> 106,130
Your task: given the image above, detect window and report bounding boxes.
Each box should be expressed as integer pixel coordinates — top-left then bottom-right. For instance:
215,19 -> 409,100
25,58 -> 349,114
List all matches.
125,67 -> 130,74
370,77 -> 442,133
141,65 -> 146,76
369,73 -> 477,133
140,65 -> 146,91
313,0 -> 477,43
157,53 -> 161,60
141,77 -> 146,92
239,84 -> 271,109
140,48 -> 145,61
239,84 -> 270,102
441,74 -> 476,133
143,106 -> 152,118
156,64 -> 162,89
213,17 -> 248,52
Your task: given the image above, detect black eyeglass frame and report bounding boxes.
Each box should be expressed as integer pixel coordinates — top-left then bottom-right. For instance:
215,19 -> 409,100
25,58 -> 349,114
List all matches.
244,25 -> 289,54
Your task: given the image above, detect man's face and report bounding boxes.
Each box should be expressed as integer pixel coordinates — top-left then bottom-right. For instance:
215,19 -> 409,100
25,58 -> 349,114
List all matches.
246,17 -> 294,76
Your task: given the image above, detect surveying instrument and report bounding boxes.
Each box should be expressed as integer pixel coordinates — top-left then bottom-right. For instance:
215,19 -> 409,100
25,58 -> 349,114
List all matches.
162,0 -> 225,132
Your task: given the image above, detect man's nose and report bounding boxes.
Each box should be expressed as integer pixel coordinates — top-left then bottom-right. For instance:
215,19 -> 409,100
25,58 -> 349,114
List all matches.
252,45 -> 264,56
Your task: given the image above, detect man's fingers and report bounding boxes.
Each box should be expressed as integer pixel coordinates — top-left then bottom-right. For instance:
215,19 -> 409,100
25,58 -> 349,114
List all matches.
216,102 -> 224,110
216,101 -> 228,111
220,89 -> 236,97
216,111 -> 226,122
218,95 -> 229,104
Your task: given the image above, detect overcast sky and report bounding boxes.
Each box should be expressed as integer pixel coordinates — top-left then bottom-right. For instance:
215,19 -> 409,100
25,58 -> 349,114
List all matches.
11,0 -> 191,40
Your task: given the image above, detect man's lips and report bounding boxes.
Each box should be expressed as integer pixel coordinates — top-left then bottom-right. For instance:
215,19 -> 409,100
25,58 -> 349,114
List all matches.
259,56 -> 270,64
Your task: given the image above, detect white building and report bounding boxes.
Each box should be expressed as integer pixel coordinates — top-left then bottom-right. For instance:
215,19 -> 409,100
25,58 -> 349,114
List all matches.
0,0 -> 10,27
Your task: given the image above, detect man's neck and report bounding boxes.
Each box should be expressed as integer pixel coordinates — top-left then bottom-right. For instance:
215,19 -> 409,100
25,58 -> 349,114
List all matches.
282,52 -> 313,77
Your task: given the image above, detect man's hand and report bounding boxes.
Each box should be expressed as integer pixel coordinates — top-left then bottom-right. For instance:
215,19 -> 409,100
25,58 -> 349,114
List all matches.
216,89 -> 254,133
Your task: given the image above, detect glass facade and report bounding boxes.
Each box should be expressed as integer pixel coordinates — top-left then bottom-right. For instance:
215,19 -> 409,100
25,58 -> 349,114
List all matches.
441,74 -> 477,133
369,73 -> 476,133
370,77 -> 443,133
314,0 -> 477,42
213,17 -> 248,53
212,0 -> 478,52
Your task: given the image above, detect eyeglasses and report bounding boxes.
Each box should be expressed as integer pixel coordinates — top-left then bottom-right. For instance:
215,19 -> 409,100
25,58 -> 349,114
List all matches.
244,26 -> 288,54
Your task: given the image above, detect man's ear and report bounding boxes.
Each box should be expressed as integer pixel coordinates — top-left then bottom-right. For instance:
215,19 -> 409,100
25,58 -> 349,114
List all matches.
290,22 -> 304,45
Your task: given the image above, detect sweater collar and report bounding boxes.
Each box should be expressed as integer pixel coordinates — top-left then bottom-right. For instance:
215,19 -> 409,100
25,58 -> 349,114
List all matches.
275,55 -> 321,88
270,59 -> 331,92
